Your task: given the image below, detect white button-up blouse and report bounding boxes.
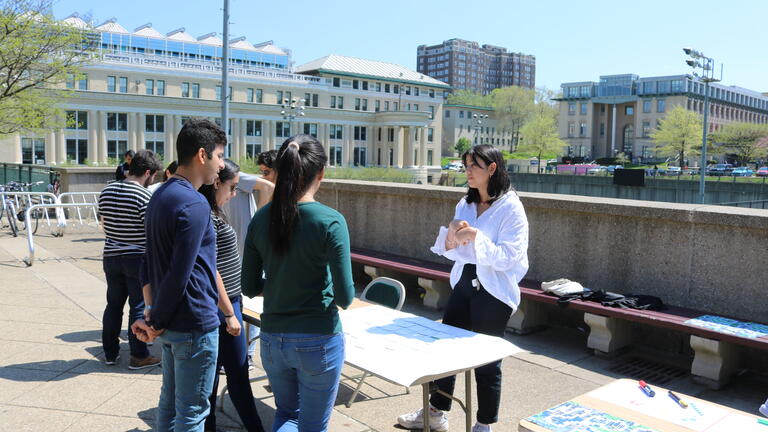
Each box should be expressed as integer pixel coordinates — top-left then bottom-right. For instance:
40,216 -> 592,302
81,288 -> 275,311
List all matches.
430,190 -> 529,311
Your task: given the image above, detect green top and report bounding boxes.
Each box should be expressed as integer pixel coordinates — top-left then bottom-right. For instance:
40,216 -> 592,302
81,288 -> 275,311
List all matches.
241,201 -> 355,334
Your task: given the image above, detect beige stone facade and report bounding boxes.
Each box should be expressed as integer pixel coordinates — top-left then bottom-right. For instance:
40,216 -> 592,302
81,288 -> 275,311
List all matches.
440,104 -> 515,157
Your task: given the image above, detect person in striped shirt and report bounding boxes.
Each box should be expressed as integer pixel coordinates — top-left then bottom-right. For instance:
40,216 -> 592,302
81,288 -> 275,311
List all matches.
98,149 -> 162,370
199,159 -> 265,432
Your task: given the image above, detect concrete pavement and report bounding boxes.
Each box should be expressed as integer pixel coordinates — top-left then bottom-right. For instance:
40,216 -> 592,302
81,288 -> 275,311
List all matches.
0,225 -> 765,431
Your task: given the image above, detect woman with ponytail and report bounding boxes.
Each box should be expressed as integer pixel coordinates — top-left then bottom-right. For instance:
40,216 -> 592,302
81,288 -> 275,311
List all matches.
241,134 -> 354,432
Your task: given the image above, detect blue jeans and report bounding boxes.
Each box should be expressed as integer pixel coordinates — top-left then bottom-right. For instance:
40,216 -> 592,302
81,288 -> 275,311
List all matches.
206,296 -> 264,432
156,328 -> 219,432
260,332 -> 345,432
102,254 -> 148,359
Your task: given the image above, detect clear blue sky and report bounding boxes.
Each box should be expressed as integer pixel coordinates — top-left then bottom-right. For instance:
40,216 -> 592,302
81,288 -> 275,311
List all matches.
53,0 -> 766,93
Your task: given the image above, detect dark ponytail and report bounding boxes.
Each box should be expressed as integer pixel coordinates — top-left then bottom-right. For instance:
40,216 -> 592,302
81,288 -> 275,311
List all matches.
269,134 -> 327,254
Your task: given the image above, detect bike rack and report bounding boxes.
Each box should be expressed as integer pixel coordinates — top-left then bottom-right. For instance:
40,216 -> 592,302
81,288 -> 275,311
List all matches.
0,191 -> 61,233
23,203 -> 99,266
57,192 -> 100,226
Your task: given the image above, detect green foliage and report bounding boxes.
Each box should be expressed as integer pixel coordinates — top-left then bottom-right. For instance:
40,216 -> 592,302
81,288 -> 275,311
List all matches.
237,156 -> 260,175
0,0 -> 96,135
454,137 -> 472,155
446,89 -> 492,107
651,106 -> 702,167
323,167 -> 414,183
710,122 -> 768,165
614,152 -> 630,165
516,112 -> 565,171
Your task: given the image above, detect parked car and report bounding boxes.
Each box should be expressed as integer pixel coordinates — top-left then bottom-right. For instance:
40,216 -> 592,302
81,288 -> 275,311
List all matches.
731,167 -> 754,177
443,161 -> 464,172
665,166 -> 682,176
756,167 -> 768,177
587,166 -> 608,175
707,163 -> 733,176
606,165 -> 624,173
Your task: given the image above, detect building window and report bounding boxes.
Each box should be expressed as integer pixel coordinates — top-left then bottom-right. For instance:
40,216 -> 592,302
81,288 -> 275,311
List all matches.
394,85 -> 399,94
445,110 -> 451,118
330,96 -> 336,109
427,149 -> 433,166
376,82 -> 381,92
623,124 -> 634,155
246,120 -> 262,136
216,85 -> 222,100
275,121 -> 291,138
389,148 -> 394,166
580,103 -> 587,115
119,77 -> 128,93
568,102 -> 576,115
66,110 -> 88,130
643,100 -> 651,113
362,81 -> 368,91
247,88 -> 254,103
256,88 -> 263,103
66,73 -> 75,89
393,102 -> 399,111
625,106 -> 634,115
145,115 -> 165,133
107,76 -> 116,92
145,140 -> 165,158
568,122 -> 575,137
66,139 -> 88,164
21,138 -> 45,164
352,80 -> 359,89
388,127 -> 394,142
107,113 -> 128,131
385,83 -> 390,93
429,89 -> 435,98
246,143 -> 262,159
303,123 -> 318,138
146,79 -> 154,95
192,83 -> 200,98
330,124 -> 343,140
337,96 -> 344,109
384,101 -> 390,111
333,77 -> 340,87
107,140 -> 128,161
375,100 -> 380,112
642,120 -> 651,137
353,147 -> 366,167
428,128 -> 434,142
354,126 -> 367,141
429,106 -> 434,119
362,99 -> 368,111
157,80 -> 165,96
600,122 -> 605,136
181,82 -> 190,98
657,99 -> 666,113
579,122 -> 587,136
671,79 -> 684,93
355,98 -> 361,110
414,104 -> 419,111
329,146 -> 343,166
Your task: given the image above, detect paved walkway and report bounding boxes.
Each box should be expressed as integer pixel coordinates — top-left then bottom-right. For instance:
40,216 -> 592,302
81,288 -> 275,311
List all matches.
0,224 -> 765,431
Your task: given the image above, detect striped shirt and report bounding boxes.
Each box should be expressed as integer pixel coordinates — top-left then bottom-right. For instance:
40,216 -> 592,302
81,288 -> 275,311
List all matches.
98,180 -> 151,257
213,212 -> 242,298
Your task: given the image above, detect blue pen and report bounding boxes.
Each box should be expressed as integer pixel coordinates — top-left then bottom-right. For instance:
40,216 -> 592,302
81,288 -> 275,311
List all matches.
638,380 -> 655,397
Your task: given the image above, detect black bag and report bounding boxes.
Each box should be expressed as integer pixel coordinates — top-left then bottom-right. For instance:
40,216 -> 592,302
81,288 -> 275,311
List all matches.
557,289 -> 664,311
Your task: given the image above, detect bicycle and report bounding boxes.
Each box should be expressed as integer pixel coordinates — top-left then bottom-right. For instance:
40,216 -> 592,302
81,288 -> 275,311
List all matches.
2,181 -> 46,236
0,183 -> 19,237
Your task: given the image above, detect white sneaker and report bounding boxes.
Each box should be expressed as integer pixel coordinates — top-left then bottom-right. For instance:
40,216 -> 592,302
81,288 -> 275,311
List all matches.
760,402 -> 768,418
472,423 -> 492,432
397,407 -> 449,431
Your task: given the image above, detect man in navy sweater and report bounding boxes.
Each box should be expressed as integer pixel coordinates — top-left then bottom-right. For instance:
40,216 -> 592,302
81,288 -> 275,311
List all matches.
132,118 -> 225,432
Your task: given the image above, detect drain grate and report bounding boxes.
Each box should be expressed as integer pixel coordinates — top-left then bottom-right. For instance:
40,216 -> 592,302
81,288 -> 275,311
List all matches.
607,357 -> 688,385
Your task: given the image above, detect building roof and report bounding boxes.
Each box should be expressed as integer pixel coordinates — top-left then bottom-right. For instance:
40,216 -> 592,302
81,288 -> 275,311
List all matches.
197,33 -> 222,46
166,28 -> 196,42
296,54 -> 449,88
133,23 -> 163,38
62,13 -> 89,29
96,18 -> 128,34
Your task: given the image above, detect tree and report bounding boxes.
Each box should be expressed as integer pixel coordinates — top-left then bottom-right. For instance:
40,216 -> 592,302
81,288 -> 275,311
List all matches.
710,122 -> 768,165
517,111 -> 565,172
446,89 -> 492,107
454,137 -> 471,155
489,86 -> 535,149
0,0 -> 95,135
650,106 -> 702,167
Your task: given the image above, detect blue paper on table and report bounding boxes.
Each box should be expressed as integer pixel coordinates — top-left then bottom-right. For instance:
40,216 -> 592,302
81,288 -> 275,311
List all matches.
685,315 -> 768,339
526,401 -> 659,432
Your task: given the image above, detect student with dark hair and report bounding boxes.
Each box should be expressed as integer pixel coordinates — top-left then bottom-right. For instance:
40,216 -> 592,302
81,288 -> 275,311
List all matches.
397,144 -> 529,432
98,149 -> 162,370
198,159 -> 265,432
222,149 -> 277,369
115,149 -> 135,181
131,118 -> 226,432
148,160 -> 179,193
241,135 -> 354,432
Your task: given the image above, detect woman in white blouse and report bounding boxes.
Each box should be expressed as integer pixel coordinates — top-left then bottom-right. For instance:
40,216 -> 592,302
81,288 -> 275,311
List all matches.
398,144 -> 529,432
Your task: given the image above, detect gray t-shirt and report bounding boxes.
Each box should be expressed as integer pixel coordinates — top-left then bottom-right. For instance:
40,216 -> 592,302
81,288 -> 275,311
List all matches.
221,172 -> 259,257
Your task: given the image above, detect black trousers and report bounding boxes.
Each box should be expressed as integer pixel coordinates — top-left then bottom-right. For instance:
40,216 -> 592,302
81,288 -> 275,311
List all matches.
430,264 -> 513,424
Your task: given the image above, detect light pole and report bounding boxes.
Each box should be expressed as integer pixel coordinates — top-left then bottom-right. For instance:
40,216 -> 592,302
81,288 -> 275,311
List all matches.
683,47 -> 722,204
280,98 -> 306,136
472,113 -> 488,146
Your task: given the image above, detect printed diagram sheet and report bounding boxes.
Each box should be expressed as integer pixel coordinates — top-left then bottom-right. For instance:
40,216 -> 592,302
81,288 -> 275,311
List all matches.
588,380 -> 730,432
340,305 -> 522,387
525,400 -> 660,432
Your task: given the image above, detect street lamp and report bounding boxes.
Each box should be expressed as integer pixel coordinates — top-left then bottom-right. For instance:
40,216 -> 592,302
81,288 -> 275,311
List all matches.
472,113 -> 488,146
280,98 -> 306,135
683,47 -> 722,204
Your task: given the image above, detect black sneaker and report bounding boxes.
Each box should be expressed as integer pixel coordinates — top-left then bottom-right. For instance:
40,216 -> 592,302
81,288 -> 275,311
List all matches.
104,354 -> 120,366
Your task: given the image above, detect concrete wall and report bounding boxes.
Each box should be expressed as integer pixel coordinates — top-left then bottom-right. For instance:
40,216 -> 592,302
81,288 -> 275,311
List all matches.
316,179 -> 768,323
52,167 -> 115,193
509,172 -> 768,205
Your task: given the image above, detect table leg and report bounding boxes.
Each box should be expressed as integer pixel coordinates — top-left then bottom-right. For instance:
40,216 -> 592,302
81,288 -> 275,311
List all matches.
423,382 -> 431,432
465,370 -> 472,432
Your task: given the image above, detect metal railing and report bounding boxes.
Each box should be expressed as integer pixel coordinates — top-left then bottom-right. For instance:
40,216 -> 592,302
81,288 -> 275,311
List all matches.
23,202 -> 100,266
715,200 -> 768,209
0,192 -> 61,233
58,192 -> 100,225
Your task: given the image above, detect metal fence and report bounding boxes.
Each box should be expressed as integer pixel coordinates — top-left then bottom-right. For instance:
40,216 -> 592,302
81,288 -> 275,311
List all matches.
715,200 -> 768,209
0,163 -> 57,192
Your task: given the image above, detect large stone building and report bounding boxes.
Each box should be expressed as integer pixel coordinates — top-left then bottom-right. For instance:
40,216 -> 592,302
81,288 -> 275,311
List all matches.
1,14 -> 450,170
557,74 -> 768,161
417,38 -> 535,94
